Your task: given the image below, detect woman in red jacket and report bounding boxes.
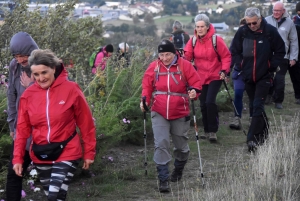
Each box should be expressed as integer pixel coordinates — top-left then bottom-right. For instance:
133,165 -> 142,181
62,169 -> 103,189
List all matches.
140,40 -> 202,193
13,49 -> 96,201
184,14 -> 231,142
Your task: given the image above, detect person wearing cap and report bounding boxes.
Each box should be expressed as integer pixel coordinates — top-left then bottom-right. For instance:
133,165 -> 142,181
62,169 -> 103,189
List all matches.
140,39 -> 202,193
184,14 -> 231,142
170,20 -> 190,51
265,1 -> 298,109
92,44 -> 113,73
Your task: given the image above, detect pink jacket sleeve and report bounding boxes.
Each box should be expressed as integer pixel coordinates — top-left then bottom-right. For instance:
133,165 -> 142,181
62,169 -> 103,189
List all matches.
141,62 -> 156,106
217,36 -> 231,73
94,52 -> 106,71
183,38 -> 194,62
73,84 -> 96,160
13,97 -> 32,165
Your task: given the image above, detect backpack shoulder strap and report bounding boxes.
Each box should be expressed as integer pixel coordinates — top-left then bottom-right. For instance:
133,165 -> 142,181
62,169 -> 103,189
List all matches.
192,36 -> 197,48
178,59 -> 189,89
212,34 -> 221,62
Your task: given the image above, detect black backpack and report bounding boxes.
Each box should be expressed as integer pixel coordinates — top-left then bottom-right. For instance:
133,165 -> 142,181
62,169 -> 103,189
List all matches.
172,33 -> 185,49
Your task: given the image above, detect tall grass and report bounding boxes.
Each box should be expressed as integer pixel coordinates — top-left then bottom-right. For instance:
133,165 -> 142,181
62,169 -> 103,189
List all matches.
180,112 -> 300,200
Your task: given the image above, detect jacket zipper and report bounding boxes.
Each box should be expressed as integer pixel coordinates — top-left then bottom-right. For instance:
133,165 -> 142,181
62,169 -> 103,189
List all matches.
253,40 -> 256,82
166,68 -> 170,119
46,88 -> 51,143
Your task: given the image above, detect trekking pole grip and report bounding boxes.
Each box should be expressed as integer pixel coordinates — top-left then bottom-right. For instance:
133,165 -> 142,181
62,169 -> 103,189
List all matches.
142,96 -> 149,111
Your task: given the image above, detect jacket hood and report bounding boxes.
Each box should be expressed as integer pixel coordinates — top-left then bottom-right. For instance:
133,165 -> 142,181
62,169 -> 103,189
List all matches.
193,24 -> 216,42
10,32 -> 39,56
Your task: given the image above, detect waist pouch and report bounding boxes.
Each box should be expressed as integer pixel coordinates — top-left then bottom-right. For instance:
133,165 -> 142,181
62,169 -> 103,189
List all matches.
32,131 -> 76,161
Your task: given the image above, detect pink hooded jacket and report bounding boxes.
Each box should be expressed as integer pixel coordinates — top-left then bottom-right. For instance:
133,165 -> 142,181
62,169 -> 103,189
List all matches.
184,24 -> 231,85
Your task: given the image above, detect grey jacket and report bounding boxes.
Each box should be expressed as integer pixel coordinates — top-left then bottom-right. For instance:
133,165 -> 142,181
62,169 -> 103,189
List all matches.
7,32 -> 38,150
265,13 -> 298,61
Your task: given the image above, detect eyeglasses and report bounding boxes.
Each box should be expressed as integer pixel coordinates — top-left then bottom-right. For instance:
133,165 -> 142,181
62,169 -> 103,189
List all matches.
273,9 -> 283,13
246,19 -> 260,26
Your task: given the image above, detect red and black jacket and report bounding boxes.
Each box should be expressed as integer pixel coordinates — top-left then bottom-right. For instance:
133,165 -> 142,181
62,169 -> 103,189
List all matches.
230,18 -> 286,83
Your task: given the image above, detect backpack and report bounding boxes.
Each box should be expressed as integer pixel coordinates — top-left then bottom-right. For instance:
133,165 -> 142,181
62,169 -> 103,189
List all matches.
192,34 -> 221,62
172,33 -> 185,49
89,46 -> 103,68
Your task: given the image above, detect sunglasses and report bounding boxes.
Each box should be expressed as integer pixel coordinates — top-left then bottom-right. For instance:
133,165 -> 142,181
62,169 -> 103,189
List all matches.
247,19 -> 260,26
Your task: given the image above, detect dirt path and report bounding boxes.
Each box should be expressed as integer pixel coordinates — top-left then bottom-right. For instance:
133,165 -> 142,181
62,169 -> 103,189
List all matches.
20,78 -> 300,201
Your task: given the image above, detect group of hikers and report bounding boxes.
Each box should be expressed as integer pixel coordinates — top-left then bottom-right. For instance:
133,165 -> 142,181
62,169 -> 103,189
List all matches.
140,2 -> 300,193
4,1 -> 300,200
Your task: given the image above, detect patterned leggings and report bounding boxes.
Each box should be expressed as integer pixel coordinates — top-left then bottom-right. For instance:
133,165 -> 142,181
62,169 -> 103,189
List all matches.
35,160 -> 79,201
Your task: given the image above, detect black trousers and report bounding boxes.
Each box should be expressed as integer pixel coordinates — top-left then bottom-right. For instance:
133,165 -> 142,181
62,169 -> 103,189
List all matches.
269,59 -> 289,103
6,142 -> 31,201
288,61 -> 300,99
199,80 -> 222,133
245,78 -> 271,144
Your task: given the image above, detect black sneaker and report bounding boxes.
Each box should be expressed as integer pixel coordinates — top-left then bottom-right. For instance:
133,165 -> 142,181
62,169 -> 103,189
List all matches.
170,168 -> 183,182
248,141 -> 257,152
159,180 -> 170,192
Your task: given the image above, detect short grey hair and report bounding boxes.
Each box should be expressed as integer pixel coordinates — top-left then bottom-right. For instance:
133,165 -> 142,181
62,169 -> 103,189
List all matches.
244,7 -> 261,18
173,20 -> 182,29
194,14 -> 210,27
29,49 -> 60,70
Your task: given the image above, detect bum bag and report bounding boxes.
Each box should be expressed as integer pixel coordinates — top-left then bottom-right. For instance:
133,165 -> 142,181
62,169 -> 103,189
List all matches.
32,130 -> 77,161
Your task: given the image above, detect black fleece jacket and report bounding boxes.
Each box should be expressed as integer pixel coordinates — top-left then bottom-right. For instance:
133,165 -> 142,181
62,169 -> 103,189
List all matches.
230,18 -> 286,84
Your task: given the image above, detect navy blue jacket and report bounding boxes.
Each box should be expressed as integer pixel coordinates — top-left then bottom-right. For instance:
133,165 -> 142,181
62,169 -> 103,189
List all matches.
230,18 -> 285,84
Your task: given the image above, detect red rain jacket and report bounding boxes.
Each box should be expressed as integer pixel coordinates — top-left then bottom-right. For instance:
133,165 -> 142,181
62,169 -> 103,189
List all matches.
184,25 -> 231,85
142,55 -> 202,120
13,66 -> 96,165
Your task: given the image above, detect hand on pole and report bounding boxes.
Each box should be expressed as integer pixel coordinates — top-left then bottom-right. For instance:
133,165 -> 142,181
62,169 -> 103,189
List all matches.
188,89 -> 196,99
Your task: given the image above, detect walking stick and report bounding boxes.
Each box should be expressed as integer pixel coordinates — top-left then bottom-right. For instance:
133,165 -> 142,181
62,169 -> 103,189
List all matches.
191,99 -> 205,187
222,80 -> 247,136
142,96 -> 149,175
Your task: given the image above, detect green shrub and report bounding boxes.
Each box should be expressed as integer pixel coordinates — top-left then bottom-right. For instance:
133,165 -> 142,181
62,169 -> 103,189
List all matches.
86,43 -> 155,158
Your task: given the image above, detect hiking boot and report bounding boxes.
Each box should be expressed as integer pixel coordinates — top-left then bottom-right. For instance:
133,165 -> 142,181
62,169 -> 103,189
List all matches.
265,94 -> 273,105
200,132 -> 209,139
209,132 -> 217,142
247,141 -> 257,153
296,99 -> 300,105
170,159 -> 186,182
159,180 -> 170,192
170,168 -> 183,182
275,103 -> 283,109
229,116 -> 241,130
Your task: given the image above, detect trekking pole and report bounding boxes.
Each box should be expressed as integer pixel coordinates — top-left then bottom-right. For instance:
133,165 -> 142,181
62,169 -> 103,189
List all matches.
222,80 -> 247,136
142,96 -> 149,176
191,99 -> 205,187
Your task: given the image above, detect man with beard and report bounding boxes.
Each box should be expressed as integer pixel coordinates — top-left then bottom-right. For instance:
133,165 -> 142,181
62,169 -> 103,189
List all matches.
6,32 -> 38,201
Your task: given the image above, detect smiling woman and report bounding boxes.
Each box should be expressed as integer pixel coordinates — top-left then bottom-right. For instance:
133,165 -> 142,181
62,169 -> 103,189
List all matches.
12,49 -> 96,201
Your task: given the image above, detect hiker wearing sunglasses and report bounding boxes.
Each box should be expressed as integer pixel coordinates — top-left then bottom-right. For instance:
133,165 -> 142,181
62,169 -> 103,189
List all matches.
230,7 -> 285,152
265,1 -> 299,109
140,40 -> 202,193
